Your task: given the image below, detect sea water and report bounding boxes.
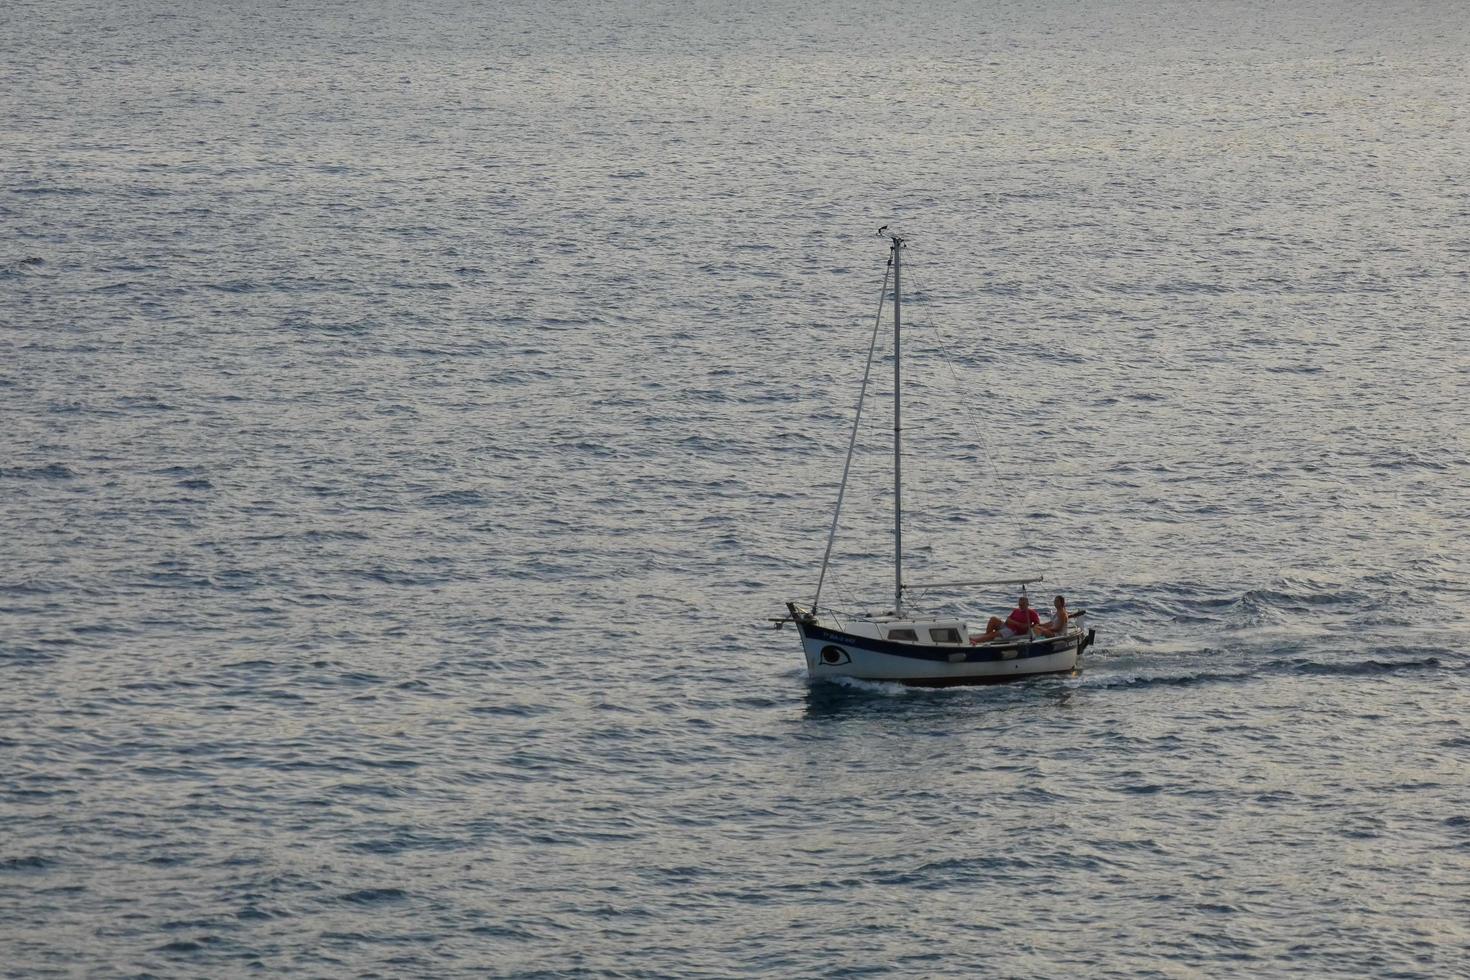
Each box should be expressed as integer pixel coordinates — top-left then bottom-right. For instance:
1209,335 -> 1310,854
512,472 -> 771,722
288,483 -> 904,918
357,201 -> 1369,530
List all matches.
3,1 -> 1468,975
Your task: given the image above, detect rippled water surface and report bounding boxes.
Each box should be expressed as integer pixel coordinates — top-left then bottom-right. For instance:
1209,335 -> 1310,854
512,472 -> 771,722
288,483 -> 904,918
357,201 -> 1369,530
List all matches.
4,1 -> 1469,976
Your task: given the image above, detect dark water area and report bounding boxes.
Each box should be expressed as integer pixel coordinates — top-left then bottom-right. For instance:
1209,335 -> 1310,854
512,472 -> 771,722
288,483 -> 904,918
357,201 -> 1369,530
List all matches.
3,1 -> 1468,975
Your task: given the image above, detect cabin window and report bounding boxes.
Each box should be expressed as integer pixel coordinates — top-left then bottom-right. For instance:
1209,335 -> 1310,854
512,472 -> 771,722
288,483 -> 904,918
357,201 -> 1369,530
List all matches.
929,627 -> 961,644
886,628 -> 917,642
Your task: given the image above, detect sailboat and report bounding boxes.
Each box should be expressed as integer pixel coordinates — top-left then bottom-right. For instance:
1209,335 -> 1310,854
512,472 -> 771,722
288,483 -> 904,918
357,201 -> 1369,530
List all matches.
782,228 -> 1096,686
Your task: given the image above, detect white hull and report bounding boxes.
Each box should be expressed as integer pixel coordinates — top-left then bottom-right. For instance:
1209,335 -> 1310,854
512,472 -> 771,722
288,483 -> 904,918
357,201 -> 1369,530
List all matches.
797,618 -> 1089,687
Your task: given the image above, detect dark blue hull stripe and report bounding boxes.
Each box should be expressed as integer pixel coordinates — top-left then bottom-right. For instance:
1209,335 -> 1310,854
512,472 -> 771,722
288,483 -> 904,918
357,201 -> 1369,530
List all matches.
800,622 -> 1079,664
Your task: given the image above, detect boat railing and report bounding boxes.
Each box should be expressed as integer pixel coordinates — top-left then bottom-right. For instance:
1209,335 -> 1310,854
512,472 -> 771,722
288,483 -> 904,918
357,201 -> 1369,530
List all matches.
902,575 -> 1044,592
808,604 -> 847,632
777,602 -> 849,633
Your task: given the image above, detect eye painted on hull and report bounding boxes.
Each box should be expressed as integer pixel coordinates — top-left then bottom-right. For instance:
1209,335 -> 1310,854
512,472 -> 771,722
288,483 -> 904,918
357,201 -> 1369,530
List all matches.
819,645 -> 851,666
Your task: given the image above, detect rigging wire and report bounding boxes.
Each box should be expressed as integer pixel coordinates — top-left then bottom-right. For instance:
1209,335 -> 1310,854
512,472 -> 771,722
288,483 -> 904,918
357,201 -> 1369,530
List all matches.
903,258 -> 1003,481
903,255 -> 1042,559
812,258 -> 893,612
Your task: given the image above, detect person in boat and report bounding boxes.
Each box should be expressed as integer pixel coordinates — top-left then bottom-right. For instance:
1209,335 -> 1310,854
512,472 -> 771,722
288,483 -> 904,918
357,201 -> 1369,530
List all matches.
1036,595 -> 1069,637
1005,595 -> 1042,637
969,616 -> 1006,645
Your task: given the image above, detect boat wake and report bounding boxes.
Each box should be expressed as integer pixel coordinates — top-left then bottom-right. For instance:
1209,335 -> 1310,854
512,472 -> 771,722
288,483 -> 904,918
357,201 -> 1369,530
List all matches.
1075,652 -> 1456,691
802,649 -> 1459,698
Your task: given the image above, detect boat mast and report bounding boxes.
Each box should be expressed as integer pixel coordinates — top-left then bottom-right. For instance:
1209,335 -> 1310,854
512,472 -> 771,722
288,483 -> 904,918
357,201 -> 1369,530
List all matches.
888,231 -> 905,616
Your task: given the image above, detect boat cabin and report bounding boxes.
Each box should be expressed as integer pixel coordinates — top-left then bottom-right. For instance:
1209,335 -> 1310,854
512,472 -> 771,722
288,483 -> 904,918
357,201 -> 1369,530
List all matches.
832,617 -> 972,645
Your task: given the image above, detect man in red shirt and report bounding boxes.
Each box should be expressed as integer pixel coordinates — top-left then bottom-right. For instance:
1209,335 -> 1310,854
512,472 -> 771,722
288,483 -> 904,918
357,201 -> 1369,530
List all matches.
1005,595 -> 1042,637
